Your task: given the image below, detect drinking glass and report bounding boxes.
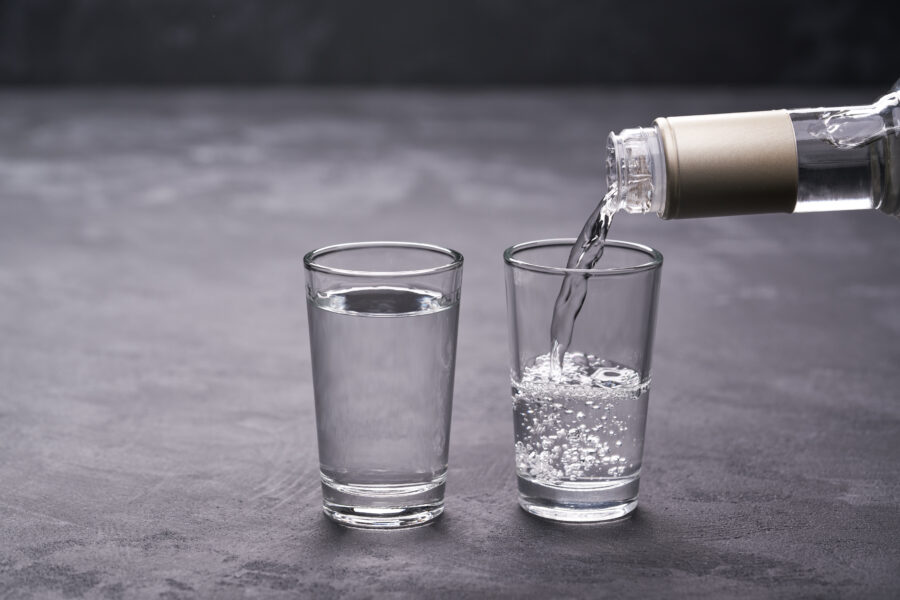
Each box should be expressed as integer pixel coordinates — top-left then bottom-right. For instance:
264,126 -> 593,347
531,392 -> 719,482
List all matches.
504,239 -> 662,522
304,241 -> 463,528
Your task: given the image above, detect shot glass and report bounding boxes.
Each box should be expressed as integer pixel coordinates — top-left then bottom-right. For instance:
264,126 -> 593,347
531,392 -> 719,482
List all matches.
304,241 -> 463,528
503,239 -> 662,522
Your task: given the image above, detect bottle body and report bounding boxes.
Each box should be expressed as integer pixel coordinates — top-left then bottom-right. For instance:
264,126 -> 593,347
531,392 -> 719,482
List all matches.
607,88 -> 900,218
791,104 -> 900,215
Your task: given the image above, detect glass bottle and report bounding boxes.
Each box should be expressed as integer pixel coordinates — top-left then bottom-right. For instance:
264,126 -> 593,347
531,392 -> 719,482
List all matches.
606,82 -> 900,219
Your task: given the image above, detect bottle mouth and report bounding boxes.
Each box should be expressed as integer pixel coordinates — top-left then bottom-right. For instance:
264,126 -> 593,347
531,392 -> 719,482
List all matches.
605,132 -> 620,196
605,127 -> 665,216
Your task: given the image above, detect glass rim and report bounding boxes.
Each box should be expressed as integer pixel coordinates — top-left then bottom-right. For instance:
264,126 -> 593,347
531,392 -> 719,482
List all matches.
304,241 -> 464,277
503,238 -> 663,275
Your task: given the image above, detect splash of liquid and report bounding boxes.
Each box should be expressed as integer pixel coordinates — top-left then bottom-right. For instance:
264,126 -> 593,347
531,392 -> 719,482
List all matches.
549,184 -> 618,379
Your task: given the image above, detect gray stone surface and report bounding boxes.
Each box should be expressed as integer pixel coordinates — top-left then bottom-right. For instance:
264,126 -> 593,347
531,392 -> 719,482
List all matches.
0,88 -> 898,598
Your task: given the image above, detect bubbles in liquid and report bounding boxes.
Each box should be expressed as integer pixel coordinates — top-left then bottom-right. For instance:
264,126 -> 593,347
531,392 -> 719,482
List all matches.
513,352 -> 649,485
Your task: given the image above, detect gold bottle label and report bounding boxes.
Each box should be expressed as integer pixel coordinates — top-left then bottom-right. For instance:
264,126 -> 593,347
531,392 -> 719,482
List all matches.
655,110 -> 799,219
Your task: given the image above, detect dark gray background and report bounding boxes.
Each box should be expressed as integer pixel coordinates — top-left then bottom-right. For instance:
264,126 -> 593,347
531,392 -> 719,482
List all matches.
1,0 -> 898,86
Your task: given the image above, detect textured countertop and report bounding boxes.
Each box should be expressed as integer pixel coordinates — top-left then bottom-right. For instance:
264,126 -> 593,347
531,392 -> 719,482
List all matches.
0,88 -> 898,599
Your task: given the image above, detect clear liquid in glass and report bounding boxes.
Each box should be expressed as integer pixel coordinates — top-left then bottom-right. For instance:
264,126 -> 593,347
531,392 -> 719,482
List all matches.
513,351 -> 649,521
307,285 -> 459,527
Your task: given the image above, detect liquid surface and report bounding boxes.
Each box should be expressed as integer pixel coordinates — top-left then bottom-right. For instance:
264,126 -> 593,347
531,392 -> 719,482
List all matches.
548,184 -> 618,377
308,286 -> 459,487
793,89 -> 899,214
513,352 -> 649,486
808,89 -> 900,150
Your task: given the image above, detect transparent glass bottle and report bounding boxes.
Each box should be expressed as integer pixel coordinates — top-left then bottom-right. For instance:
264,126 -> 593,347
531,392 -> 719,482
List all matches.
606,82 -> 900,219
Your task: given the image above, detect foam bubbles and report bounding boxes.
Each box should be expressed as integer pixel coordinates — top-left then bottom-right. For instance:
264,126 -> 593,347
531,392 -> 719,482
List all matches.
514,352 -> 649,485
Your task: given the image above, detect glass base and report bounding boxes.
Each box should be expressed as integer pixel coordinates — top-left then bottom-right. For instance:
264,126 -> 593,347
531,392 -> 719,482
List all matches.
516,473 -> 639,523
518,497 -> 637,522
320,474 -> 445,529
323,503 -> 444,529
